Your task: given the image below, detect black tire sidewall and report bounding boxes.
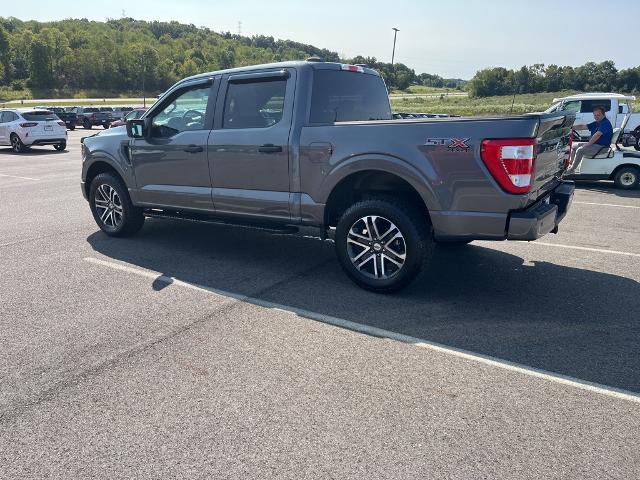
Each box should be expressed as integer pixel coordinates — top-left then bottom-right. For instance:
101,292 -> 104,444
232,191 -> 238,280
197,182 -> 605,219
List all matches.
89,173 -> 142,236
335,200 -> 431,293
10,134 -> 23,153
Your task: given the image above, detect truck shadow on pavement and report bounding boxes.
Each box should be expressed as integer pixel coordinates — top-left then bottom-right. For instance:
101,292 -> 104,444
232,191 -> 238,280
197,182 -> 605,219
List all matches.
88,219 -> 640,393
575,181 -> 640,199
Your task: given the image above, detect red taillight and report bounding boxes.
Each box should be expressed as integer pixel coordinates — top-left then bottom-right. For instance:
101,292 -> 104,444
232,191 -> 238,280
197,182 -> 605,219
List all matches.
57,121 -> 65,127
20,122 -> 38,128
480,138 -> 537,194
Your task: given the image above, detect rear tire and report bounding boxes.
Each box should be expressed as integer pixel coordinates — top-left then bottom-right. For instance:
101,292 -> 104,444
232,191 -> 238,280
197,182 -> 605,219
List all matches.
10,134 -> 25,153
103,123 -> 110,129
54,142 -> 66,151
69,125 -> 76,131
334,198 -> 433,293
89,172 -> 145,237
613,167 -> 640,190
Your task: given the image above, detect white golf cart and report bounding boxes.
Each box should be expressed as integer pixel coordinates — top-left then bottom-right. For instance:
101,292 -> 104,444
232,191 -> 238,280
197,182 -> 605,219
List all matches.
564,111 -> 640,189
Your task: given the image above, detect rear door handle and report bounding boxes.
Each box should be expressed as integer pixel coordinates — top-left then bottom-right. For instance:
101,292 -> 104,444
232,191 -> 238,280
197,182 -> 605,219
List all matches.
184,145 -> 203,153
258,144 -> 283,153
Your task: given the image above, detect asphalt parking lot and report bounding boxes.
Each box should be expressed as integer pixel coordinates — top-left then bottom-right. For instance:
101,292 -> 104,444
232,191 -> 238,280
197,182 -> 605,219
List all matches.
1,128 -> 639,479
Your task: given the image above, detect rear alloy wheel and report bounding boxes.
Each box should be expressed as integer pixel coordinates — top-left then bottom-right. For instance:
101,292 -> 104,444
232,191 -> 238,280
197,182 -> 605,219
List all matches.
54,141 -> 66,151
613,167 -> 640,190
10,134 -> 25,153
335,198 -> 432,293
89,173 -> 145,237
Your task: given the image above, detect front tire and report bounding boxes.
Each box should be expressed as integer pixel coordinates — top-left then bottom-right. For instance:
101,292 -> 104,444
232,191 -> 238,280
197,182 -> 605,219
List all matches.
10,134 -> 25,153
334,198 -> 432,293
89,173 -> 145,237
613,167 -> 640,190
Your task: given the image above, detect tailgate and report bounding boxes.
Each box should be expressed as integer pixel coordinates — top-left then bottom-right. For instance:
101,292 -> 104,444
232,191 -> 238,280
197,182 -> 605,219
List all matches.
529,113 -> 575,201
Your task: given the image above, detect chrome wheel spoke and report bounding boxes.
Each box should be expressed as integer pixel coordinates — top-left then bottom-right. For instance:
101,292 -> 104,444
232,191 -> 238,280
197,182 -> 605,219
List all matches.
356,252 -> 376,270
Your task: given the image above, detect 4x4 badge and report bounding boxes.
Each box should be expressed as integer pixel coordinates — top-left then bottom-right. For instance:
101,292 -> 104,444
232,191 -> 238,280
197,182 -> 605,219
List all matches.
425,137 -> 471,151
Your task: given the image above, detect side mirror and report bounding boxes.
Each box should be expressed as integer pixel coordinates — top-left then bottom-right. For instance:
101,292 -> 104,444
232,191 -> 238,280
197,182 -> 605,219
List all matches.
126,119 -> 145,138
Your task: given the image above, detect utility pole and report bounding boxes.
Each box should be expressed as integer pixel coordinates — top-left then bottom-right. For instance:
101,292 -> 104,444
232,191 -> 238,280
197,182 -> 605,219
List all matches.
391,27 -> 400,67
140,53 -> 146,108
391,27 -> 400,89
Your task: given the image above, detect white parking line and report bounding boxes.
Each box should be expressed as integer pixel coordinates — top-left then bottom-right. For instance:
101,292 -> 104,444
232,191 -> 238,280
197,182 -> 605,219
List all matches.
575,201 -> 640,210
0,173 -> 39,181
533,242 -> 640,258
84,256 -> 640,404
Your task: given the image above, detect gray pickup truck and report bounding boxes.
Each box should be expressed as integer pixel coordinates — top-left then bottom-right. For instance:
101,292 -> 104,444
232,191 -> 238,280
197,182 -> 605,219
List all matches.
81,60 -> 575,292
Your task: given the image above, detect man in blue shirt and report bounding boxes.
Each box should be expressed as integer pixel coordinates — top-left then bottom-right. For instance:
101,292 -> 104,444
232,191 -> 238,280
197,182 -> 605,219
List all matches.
568,106 -> 614,173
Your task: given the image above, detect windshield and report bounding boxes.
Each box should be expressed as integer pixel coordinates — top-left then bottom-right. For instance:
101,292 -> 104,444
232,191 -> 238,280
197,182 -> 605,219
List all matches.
544,102 -> 561,113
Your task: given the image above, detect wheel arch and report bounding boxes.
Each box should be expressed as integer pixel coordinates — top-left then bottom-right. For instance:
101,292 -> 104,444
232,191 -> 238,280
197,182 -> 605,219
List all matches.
323,166 -> 435,228
609,163 -> 640,180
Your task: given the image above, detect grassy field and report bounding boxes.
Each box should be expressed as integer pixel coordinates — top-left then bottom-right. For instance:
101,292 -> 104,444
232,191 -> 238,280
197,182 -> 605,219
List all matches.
0,98 -> 155,108
391,90 -> 639,116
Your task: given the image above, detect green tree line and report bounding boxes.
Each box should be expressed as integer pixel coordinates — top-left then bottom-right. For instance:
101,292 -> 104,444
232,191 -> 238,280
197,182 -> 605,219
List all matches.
468,62 -> 640,97
0,17 -> 465,97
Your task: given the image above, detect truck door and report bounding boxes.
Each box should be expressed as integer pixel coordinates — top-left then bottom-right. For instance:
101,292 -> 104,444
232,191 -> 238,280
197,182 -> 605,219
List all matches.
128,78 -> 218,210
208,69 -> 294,221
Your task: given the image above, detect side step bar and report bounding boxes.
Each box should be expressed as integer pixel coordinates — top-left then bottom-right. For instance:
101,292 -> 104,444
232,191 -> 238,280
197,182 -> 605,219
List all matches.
143,209 -> 300,235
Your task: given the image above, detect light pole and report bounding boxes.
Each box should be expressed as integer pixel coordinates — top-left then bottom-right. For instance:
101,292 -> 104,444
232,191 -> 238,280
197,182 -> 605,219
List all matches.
391,27 -> 400,67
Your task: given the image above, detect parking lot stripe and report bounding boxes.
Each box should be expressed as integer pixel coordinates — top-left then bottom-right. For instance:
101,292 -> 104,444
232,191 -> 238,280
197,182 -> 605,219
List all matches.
533,242 -> 640,258
574,201 -> 640,210
84,256 -> 640,404
0,173 -> 39,181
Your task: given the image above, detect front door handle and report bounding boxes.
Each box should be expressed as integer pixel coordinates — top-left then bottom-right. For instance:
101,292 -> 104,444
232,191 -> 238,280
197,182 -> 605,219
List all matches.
258,144 -> 283,153
184,145 -> 203,153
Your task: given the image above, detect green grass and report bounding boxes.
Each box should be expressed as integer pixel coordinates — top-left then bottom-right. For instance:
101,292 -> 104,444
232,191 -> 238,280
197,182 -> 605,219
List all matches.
391,90 -> 640,116
390,85 -> 457,95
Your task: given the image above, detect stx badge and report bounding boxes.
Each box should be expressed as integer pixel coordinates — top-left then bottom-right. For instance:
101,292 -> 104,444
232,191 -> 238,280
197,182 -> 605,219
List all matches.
425,137 -> 471,151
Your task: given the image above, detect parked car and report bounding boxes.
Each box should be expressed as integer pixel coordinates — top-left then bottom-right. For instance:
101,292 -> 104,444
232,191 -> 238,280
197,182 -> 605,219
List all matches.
81,60 -> 575,292
0,109 -> 67,153
545,93 -> 640,150
109,108 -> 148,128
112,107 -> 134,121
48,107 -> 77,130
73,107 -> 111,129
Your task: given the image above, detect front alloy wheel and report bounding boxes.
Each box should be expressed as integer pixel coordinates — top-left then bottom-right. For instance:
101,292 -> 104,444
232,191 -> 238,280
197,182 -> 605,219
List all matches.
89,172 -> 145,237
94,184 -> 124,229
347,215 -> 407,280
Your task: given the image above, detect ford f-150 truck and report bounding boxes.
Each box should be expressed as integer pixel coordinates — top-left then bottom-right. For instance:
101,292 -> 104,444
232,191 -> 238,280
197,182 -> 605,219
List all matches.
81,60 -> 575,292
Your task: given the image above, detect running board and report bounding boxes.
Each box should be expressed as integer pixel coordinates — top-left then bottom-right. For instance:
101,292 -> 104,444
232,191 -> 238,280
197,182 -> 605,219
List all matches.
143,209 -> 299,234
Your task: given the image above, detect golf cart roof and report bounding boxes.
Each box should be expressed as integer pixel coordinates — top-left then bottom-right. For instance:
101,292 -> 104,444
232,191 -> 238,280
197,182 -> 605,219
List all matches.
553,92 -> 636,102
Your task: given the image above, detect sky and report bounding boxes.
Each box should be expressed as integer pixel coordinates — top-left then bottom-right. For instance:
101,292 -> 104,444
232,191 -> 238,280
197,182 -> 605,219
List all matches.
4,0 -> 639,80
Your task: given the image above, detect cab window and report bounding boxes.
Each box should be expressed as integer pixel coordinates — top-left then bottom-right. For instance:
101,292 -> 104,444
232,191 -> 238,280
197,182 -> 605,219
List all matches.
580,99 -> 611,113
151,85 -> 210,138
222,79 -> 286,129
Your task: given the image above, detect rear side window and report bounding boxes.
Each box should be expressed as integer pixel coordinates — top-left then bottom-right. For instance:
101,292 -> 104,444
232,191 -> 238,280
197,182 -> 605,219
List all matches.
22,111 -> 59,121
310,70 -> 392,123
222,79 -> 287,129
83,108 -> 99,113
580,99 -> 611,113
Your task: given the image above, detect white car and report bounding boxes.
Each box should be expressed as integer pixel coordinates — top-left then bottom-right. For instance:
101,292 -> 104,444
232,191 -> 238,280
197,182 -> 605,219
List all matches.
0,109 -> 68,153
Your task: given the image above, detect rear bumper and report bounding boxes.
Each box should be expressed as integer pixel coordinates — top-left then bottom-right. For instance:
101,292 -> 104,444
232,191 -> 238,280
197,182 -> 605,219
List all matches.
506,181 -> 574,240
28,138 -> 67,146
